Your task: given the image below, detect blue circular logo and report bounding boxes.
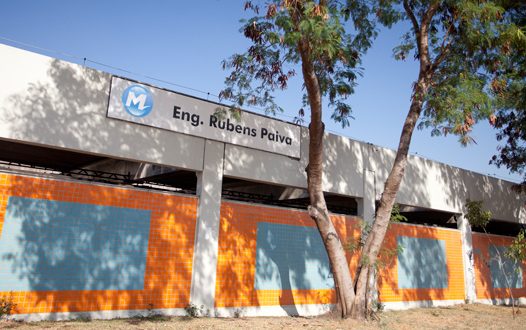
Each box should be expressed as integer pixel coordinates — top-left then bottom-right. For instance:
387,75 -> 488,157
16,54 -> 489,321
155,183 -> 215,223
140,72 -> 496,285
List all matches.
121,85 -> 153,117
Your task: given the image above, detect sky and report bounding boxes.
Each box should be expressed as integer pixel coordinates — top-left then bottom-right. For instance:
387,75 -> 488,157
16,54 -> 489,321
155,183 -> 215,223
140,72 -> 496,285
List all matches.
0,0 -> 520,183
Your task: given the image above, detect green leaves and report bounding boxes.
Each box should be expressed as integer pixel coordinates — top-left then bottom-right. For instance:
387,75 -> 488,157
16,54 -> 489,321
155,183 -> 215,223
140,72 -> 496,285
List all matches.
465,199 -> 492,228
221,0 -> 377,124
506,229 -> 526,264
390,204 -> 408,223
377,0 -> 523,149
487,2 -> 526,191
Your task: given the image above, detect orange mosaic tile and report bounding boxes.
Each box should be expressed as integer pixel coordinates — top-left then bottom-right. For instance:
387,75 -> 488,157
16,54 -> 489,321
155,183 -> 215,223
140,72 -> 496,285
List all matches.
0,172 -> 197,315
214,201 -> 361,307
472,232 -> 526,300
377,223 -> 465,302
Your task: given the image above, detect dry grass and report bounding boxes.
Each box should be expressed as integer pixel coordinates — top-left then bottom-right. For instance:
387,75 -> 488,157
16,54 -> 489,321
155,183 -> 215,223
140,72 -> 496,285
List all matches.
1,304 -> 525,329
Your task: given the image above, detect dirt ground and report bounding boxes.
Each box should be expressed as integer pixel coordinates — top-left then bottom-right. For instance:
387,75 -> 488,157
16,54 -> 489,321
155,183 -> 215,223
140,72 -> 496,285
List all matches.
1,304 -> 525,329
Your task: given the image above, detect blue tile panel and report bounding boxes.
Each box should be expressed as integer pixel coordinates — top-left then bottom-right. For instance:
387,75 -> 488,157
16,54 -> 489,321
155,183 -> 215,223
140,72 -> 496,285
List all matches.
0,196 -> 151,291
489,245 -> 523,289
254,222 -> 334,290
397,236 -> 448,289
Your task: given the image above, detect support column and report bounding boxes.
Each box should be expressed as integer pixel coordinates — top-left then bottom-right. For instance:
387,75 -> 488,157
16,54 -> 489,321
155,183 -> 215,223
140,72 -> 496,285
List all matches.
359,168 -> 378,306
457,213 -> 476,303
358,169 -> 376,225
190,140 -> 225,313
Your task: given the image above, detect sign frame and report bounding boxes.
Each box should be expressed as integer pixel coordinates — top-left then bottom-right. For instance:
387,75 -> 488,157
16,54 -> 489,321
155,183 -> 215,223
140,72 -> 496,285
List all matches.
106,76 -> 302,159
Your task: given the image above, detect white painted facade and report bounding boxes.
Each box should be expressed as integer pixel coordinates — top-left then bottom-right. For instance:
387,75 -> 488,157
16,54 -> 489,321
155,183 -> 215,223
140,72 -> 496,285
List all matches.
0,44 -> 523,223
0,44 -> 525,319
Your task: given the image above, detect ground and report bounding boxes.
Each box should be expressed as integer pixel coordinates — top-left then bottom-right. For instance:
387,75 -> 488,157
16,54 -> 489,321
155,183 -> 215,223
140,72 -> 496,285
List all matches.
1,304 -> 525,329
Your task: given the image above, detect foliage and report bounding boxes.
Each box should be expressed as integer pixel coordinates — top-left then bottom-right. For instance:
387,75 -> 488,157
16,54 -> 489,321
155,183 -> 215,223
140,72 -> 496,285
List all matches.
0,293 -> 16,319
489,2 -> 526,193
390,203 -> 407,223
345,216 -> 403,271
184,303 -> 204,318
223,0 -> 523,319
506,229 -> 526,265
372,0 -> 522,146
465,199 -> 492,228
220,0 -> 377,126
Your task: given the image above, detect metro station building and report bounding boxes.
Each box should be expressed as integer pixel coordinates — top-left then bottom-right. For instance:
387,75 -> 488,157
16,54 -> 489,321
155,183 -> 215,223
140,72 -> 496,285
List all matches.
0,44 -> 524,320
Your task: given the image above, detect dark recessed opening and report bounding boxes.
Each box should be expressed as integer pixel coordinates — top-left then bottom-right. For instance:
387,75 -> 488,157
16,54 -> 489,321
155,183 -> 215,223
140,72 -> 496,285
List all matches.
222,177 -> 357,215
471,219 -> 525,237
0,138 -> 197,194
385,204 -> 458,229
0,138 -> 105,171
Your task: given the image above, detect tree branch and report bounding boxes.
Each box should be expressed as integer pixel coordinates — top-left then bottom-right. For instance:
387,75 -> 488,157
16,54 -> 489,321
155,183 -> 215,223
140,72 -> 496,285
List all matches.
403,0 -> 419,34
431,23 -> 454,71
419,1 -> 440,71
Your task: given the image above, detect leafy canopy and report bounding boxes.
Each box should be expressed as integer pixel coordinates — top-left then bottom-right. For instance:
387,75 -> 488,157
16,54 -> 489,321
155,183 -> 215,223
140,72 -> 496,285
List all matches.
376,0 -> 524,146
489,1 -> 526,191
220,0 -> 377,127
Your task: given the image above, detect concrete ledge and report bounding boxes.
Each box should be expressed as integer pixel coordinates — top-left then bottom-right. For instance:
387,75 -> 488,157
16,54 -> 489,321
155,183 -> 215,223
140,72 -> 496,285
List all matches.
9,308 -> 187,322
476,298 -> 526,306
214,304 -> 335,317
8,304 -> 335,322
383,299 -> 465,310
15,300 -> 520,321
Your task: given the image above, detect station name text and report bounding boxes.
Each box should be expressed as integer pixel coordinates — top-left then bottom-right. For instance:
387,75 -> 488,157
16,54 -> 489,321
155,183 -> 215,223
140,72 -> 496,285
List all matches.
173,106 -> 293,146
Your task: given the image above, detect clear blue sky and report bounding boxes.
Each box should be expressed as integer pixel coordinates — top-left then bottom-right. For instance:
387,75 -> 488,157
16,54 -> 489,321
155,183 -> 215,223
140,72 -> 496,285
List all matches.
0,0 -> 519,182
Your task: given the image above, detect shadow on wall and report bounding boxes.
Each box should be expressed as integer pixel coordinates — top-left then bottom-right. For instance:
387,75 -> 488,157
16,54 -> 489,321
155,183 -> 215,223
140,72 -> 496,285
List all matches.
376,223 -> 469,303
255,223 -> 334,292
254,222 -> 334,315
472,233 -> 526,301
365,141 -> 523,220
214,202 -> 361,315
396,236 -> 448,290
0,173 -> 198,316
0,196 -> 150,292
3,59 -> 198,168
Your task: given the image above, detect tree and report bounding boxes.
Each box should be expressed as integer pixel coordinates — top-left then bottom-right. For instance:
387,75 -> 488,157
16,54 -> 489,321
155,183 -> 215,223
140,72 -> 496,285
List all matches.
220,0 -> 377,317
489,1 -> 526,193
351,0 -> 523,319
221,0 -> 521,320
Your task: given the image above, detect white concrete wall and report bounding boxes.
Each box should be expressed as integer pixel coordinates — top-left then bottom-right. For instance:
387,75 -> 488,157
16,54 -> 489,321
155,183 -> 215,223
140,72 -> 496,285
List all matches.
367,144 -> 524,221
0,44 -> 205,171
0,43 -> 524,223
224,129 -> 364,198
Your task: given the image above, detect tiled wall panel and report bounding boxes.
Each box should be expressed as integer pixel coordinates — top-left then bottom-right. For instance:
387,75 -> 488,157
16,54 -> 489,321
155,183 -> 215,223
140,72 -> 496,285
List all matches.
0,173 -> 197,315
214,201 -> 361,307
472,233 -> 526,300
377,223 -> 465,302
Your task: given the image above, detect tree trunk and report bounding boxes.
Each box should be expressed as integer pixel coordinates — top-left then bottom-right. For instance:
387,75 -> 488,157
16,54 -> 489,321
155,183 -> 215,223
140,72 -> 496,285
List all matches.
298,38 -> 356,318
351,76 -> 429,319
350,1 -> 439,318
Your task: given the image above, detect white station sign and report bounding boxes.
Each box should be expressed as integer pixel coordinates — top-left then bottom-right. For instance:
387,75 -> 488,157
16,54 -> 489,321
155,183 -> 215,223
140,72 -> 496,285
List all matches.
107,76 -> 301,158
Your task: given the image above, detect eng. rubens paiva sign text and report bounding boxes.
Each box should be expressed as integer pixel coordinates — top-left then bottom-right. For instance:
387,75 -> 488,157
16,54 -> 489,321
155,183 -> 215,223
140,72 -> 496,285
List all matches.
107,76 -> 301,158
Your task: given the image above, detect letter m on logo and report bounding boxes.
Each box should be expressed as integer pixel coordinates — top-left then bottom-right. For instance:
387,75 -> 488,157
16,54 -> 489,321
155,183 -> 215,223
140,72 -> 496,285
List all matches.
126,91 -> 148,110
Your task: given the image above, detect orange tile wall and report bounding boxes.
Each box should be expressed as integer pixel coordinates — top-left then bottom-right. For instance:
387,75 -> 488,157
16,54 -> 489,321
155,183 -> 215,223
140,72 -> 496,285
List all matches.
0,173 -> 197,315
0,171 -> 476,315
472,232 -> 526,300
214,201 -> 361,307
377,223 -> 465,302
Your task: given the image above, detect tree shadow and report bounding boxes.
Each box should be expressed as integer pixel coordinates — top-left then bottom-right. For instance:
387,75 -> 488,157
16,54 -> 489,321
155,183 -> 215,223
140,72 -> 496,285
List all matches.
377,223 -> 466,304
0,173 -> 198,318
214,202 -> 360,316
472,233 -> 526,303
